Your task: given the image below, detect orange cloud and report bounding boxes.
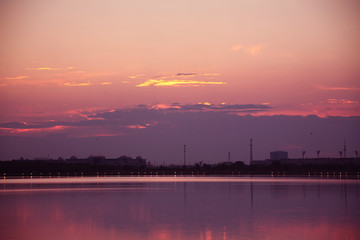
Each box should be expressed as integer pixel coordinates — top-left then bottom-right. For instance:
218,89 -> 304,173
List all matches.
34,67 -> 61,71
315,85 -> 360,91
247,44 -> 263,56
127,125 -> 147,129
198,102 -> 212,105
231,45 -> 243,52
79,113 -> 105,121
128,74 -> 145,79
0,125 -> 68,136
127,122 -> 156,129
136,79 -> 226,87
296,99 -> 360,117
231,44 -> 264,56
64,82 -> 92,87
4,76 -> 29,80
327,99 -> 359,104
202,73 -> 220,76
26,66 -> 76,72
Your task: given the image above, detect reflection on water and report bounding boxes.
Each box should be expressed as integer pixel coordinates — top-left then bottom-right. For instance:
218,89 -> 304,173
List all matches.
1,177 -> 359,240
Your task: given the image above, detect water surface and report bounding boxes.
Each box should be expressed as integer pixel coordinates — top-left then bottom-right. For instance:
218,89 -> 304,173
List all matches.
1,176 -> 359,240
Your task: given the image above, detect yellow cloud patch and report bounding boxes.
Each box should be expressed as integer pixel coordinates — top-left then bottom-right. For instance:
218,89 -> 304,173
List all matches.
136,79 -> 226,87
157,73 -> 220,79
198,102 -> 212,105
35,67 -> 61,71
63,81 -> 112,87
128,74 -> 145,79
100,82 -> 112,85
4,76 -> 29,80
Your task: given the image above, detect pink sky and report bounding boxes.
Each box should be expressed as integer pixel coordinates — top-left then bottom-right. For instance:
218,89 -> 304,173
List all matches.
0,0 -> 359,161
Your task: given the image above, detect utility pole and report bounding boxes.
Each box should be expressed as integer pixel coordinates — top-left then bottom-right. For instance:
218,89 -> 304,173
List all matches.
228,152 -> 231,163
184,145 -> 186,167
250,139 -> 253,165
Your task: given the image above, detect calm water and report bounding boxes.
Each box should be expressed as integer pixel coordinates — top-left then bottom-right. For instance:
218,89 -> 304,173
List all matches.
0,176 -> 359,240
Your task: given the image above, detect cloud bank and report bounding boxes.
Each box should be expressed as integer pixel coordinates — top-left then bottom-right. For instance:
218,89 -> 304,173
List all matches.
0,103 -> 359,163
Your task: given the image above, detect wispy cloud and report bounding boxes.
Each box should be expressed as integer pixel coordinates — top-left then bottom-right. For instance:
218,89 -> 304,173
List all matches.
0,125 -> 69,136
63,81 -> 112,87
63,82 -> 92,87
28,67 -> 61,71
4,76 -> 30,80
327,99 -> 359,104
136,72 -> 223,87
176,73 -> 197,76
127,125 -> 147,129
315,84 -> 360,91
247,44 -> 263,56
136,79 -> 226,87
128,74 -> 145,79
231,43 -> 264,56
146,102 -> 271,112
156,73 -> 220,79
231,45 -> 243,52
27,67 -> 75,71
298,99 -> 360,117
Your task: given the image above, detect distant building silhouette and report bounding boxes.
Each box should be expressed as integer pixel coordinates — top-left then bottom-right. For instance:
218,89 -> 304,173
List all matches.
270,151 -> 288,160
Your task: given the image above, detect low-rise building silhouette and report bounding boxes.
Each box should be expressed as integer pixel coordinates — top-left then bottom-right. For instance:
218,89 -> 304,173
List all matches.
270,151 -> 288,160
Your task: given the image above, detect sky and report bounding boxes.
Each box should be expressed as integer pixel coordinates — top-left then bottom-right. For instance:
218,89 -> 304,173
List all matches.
0,0 -> 359,163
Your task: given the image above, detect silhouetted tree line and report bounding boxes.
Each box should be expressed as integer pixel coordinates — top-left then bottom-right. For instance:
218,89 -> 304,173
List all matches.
0,159 -> 359,177
0,157 -> 146,176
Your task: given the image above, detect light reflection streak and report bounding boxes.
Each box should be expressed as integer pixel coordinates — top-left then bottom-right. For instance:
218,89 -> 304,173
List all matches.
0,187 -> 167,193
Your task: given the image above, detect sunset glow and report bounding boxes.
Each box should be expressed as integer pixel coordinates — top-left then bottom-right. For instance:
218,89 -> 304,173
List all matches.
0,0 -> 359,161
